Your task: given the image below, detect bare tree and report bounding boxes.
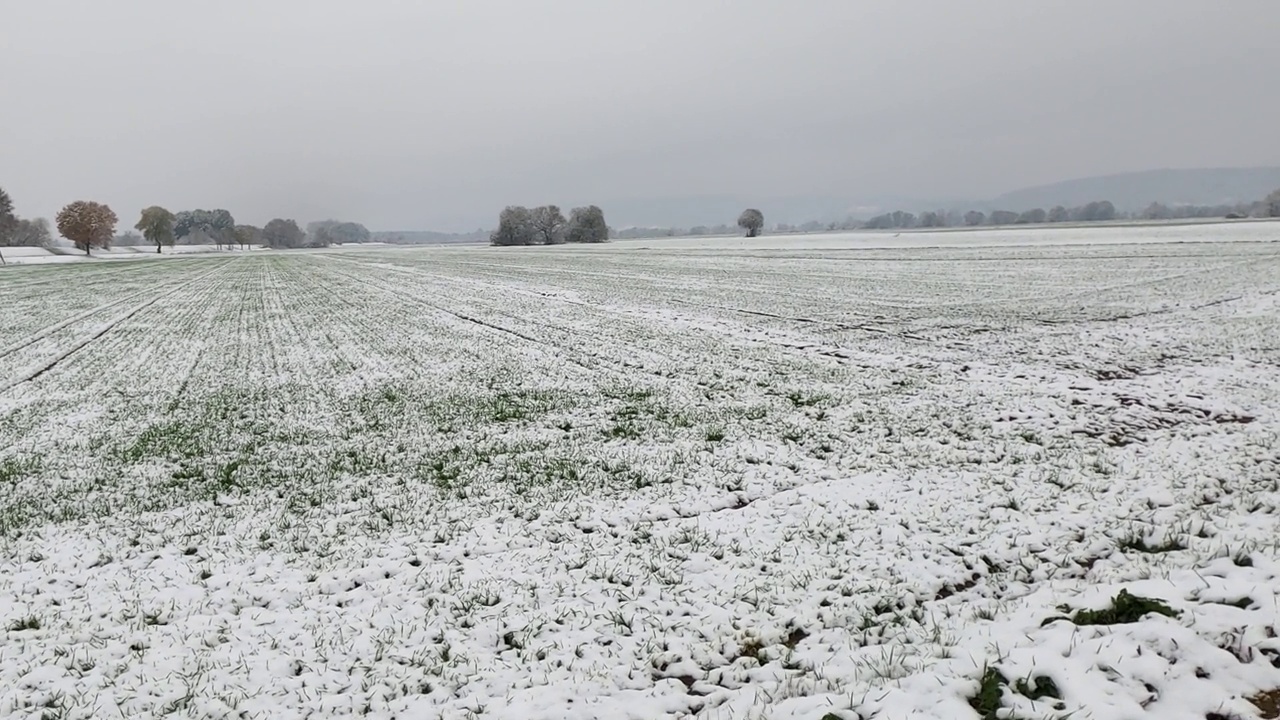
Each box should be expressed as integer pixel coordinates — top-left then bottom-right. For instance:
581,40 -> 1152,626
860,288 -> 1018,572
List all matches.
0,187 -> 16,242
1,218 -> 51,247
738,208 -> 764,237
530,205 -> 567,245
114,231 -> 145,246
963,210 -> 985,226
1047,205 -> 1069,223
1266,189 -> 1280,218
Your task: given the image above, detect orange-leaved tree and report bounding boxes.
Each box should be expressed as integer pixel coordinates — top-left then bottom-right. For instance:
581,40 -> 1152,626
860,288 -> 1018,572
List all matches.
56,201 -> 118,255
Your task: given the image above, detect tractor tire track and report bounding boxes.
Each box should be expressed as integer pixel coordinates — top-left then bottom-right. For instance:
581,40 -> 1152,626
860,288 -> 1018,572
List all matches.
0,260 -> 236,395
315,257 -> 842,385
311,259 -> 615,377
0,260 -> 164,292
0,262 -> 226,360
0,289 -> 160,361
324,255 -> 936,364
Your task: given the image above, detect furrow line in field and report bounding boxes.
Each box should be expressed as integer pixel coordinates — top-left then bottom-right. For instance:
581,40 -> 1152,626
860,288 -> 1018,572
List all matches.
322,258 -> 879,402
0,260 -> 226,355
322,254 -> 969,397
0,262 -> 245,457
0,260 -> 237,395
0,285 -> 170,361
255,257 -> 303,382
287,258 -> 600,393
0,263 -> 204,342
257,259 -> 286,378
405,246 -> 1279,321
322,259 -> 646,357
231,257 -> 273,382
323,254 -> 934,334
387,256 -> 695,285
320,255 -> 882,377
309,259 -> 623,379
254,257 -> 419,389
0,259 -> 168,292
160,261 -> 262,412
666,298 -> 933,341
281,258 -> 395,376
250,259 -> 332,386
424,254 -> 974,363
321,254 -> 865,347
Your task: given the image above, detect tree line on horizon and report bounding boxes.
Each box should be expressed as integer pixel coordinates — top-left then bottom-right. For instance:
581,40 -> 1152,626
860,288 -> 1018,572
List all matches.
489,205 -> 610,245
6,185 -> 1280,254
853,195 -> 1280,231
0,186 -> 371,256
487,205 -> 766,245
614,191 -> 1280,239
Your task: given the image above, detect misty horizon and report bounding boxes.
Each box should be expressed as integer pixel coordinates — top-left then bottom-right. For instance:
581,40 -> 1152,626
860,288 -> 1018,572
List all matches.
3,1 -> 1279,232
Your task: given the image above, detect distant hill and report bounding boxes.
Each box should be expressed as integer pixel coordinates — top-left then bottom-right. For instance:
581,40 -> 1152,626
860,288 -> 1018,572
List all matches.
597,193 -> 964,228
600,168 -> 1280,227
373,167 -> 1280,237
372,229 -> 488,245
597,195 -> 851,229
986,167 -> 1280,212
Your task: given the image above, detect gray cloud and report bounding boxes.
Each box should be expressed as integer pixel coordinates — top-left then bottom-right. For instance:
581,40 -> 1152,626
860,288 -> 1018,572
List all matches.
3,0 -> 1277,231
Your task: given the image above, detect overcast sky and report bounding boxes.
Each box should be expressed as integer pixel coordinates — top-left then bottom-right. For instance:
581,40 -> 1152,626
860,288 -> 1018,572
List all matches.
3,0 -> 1278,231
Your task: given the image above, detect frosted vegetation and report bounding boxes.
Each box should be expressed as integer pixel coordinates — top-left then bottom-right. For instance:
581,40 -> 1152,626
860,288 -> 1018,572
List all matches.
0,224 -> 1278,719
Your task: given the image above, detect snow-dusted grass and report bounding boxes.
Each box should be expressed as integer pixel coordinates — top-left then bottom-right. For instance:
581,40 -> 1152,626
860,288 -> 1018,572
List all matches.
630,218 -> 1279,250
1,228 -> 1279,719
0,245 -> 265,266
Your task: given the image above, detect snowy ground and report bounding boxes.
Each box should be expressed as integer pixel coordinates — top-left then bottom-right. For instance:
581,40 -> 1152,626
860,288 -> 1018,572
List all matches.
0,245 -> 265,266
1,225 -> 1279,719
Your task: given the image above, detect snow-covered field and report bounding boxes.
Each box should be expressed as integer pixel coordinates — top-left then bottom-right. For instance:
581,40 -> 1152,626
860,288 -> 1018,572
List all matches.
1,225 -> 1279,719
0,245 -> 263,266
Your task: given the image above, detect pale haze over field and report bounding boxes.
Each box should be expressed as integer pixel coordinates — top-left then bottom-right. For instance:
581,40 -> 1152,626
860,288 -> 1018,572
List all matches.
2,0 -> 1278,231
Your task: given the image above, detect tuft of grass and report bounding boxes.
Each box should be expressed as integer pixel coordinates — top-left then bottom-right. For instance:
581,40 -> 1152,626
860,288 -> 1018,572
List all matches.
119,419 -> 206,463
781,427 -> 806,443
7,615 -> 41,632
967,666 -> 1060,719
968,666 -> 1007,719
734,634 -> 767,664
602,421 -> 643,440
786,390 -> 829,408
1044,589 -> 1180,626
1249,689 -> 1280,719
0,455 -> 42,485
1015,675 -> 1061,701
417,455 -> 465,490
1119,530 -> 1187,554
